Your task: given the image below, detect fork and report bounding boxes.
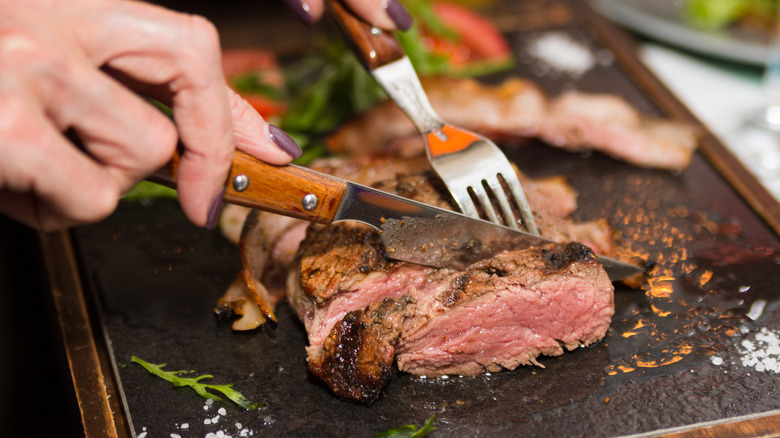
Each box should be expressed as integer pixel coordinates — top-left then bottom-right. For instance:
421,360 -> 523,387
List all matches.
326,0 -> 539,234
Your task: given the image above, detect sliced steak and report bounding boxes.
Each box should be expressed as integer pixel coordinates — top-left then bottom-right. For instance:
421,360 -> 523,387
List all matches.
288,172 -> 615,404
291,235 -> 614,403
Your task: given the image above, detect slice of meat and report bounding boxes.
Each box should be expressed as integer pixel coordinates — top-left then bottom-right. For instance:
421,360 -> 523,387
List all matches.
292,237 -> 614,403
288,169 -> 616,403
539,92 -> 698,170
326,76 -> 698,170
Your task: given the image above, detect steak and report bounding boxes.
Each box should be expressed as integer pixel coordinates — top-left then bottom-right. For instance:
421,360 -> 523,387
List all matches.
286,171 -> 615,404
289,227 -> 614,403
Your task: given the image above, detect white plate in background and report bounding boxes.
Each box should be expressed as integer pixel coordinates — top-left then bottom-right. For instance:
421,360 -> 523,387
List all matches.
589,0 -> 769,65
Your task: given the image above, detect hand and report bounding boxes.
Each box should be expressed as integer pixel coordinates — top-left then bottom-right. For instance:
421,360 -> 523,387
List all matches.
0,0 -> 301,231
285,0 -> 413,30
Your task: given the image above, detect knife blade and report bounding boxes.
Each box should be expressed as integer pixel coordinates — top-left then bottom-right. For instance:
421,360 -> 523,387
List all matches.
153,150 -> 643,280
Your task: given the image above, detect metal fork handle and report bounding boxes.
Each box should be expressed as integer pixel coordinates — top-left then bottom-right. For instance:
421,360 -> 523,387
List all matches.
372,58 -> 446,135
325,0 -> 445,135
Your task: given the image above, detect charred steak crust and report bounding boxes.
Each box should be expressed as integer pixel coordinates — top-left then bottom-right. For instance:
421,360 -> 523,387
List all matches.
308,297 -> 414,404
541,241 -> 599,273
298,223 -> 392,303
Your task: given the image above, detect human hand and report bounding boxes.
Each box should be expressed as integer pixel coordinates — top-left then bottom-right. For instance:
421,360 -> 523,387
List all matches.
284,0 -> 413,30
0,0 -> 301,231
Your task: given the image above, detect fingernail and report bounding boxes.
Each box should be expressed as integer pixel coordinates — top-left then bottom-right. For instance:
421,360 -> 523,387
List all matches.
386,0 -> 413,31
283,0 -> 315,26
206,188 -> 225,230
269,124 -> 302,159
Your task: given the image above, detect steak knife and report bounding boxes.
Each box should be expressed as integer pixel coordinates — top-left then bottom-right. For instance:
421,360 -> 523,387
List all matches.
154,151 -> 643,281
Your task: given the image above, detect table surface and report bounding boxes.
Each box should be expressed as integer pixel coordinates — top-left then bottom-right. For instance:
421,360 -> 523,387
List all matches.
3,1 -> 780,437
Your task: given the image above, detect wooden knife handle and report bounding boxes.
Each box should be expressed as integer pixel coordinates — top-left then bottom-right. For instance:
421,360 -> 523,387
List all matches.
151,150 -> 346,224
324,0 -> 405,71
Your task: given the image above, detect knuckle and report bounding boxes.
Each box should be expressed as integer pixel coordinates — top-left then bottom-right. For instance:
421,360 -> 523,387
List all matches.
179,14 -> 220,57
0,28 -> 72,96
0,28 -> 62,73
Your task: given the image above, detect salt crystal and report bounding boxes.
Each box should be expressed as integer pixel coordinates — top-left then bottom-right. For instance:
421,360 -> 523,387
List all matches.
170,434 -> 181,438
711,356 -> 723,366
527,32 -> 595,76
218,407 -> 227,416
738,327 -> 780,373
180,423 -> 189,429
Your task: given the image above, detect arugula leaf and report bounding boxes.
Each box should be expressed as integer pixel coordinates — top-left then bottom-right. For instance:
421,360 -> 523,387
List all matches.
131,356 -> 263,410
278,39 -> 387,163
229,72 -> 285,101
375,415 -> 437,438
122,181 -> 178,201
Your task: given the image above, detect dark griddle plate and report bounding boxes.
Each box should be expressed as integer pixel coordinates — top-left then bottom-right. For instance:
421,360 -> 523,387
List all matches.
44,1 -> 780,437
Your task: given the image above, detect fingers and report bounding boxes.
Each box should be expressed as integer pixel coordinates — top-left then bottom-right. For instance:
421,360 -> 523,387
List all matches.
0,1 -> 306,230
0,14 -> 179,230
0,95 -> 121,231
74,2 -> 237,227
227,88 -> 301,164
290,0 -> 412,30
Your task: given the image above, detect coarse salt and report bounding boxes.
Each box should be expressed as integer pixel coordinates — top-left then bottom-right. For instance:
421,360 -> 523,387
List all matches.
739,327 -> 780,373
526,32 -> 595,76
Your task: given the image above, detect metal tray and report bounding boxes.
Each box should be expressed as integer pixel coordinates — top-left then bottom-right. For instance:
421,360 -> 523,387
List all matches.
43,1 -> 780,436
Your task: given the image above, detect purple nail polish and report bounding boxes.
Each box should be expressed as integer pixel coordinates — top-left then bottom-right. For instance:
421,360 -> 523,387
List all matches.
206,188 -> 225,230
386,0 -> 413,31
283,0 -> 315,26
269,124 -> 302,159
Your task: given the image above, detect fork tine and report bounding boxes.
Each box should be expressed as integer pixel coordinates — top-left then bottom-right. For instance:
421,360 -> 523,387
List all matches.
470,184 -> 501,225
484,177 -> 522,231
451,186 -> 480,218
500,172 -> 539,236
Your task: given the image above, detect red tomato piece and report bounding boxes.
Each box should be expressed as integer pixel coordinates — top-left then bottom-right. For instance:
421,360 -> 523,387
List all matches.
242,94 -> 287,119
221,48 -> 286,118
429,2 -> 512,62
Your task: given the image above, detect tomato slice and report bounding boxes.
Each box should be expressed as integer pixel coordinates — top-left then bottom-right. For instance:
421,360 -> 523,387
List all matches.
222,48 -> 287,118
427,1 -> 512,64
242,94 -> 287,119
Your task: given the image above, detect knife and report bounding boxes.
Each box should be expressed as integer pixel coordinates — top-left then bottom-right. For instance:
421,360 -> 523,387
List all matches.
153,151 -> 643,281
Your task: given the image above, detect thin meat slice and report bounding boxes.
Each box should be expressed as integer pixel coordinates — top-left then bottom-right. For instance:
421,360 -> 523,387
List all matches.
326,76 -> 698,170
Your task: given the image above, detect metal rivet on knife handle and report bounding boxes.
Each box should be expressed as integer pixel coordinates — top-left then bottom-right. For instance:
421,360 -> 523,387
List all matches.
233,174 -> 250,192
302,194 -> 319,211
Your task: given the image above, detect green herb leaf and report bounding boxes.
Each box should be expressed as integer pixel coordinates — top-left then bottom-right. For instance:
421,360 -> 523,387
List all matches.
229,72 -> 285,101
131,356 -> 263,410
375,415 -> 437,438
122,181 -> 178,201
